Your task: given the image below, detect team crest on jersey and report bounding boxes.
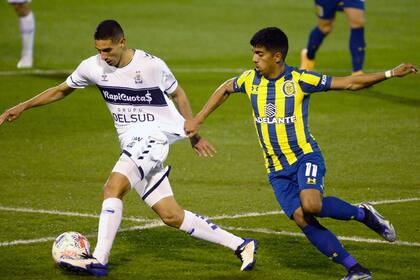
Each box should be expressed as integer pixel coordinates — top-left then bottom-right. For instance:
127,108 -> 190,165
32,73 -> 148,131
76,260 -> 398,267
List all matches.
264,103 -> 277,117
282,81 -> 296,97
134,71 -> 143,84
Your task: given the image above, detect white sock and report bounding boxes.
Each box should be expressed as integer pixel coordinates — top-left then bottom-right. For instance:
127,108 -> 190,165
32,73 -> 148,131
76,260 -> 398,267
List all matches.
179,210 -> 243,251
92,198 -> 123,264
18,11 -> 35,58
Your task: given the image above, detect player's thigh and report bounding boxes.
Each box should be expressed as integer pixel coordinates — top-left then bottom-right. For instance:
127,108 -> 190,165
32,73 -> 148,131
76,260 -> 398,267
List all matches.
269,174 -> 301,220
343,0 -> 365,27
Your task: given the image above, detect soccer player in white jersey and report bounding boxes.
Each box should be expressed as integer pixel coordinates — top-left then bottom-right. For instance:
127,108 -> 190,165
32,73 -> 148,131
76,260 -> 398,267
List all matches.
0,20 -> 257,277
8,0 -> 35,68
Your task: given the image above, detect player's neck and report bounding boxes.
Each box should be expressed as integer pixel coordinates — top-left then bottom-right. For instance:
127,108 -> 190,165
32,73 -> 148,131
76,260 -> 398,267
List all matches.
266,63 -> 285,79
117,48 -> 135,68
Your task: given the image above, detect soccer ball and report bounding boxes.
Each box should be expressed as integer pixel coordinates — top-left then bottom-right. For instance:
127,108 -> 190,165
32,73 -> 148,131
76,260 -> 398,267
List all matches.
52,232 -> 90,263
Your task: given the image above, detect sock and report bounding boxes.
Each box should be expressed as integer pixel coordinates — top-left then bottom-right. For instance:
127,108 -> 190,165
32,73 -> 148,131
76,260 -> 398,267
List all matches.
318,196 -> 360,220
349,27 -> 365,72
302,220 -> 357,270
18,11 -> 35,58
180,210 -> 243,251
93,198 -> 123,265
306,27 -> 326,59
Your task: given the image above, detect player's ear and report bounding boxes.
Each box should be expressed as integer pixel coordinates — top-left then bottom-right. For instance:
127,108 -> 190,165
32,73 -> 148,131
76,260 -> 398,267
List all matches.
118,37 -> 126,47
274,51 -> 283,63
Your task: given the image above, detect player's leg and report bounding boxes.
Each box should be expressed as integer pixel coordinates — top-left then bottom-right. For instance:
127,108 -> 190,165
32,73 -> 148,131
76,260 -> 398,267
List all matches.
9,0 -> 35,68
343,0 -> 366,75
300,0 -> 338,70
59,172 -> 130,277
299,153 -> 396,242
142,170 -> 257,271
124,131 -> 257,271
297,153 -> 371,279
293,207 -> 371,279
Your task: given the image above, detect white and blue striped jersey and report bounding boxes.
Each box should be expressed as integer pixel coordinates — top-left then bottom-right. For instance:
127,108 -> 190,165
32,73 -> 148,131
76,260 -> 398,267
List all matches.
66,49 -> 187,144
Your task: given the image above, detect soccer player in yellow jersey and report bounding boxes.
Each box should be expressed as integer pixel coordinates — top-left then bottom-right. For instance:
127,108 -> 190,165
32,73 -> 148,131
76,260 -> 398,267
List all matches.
184,27 -> 417,280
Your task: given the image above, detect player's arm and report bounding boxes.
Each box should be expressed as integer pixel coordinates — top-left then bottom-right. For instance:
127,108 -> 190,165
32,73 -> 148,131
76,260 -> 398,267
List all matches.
330,63 -> 417,90
0,82 -> 75,125
184,78 -> 235,138
171,85 -> 216,157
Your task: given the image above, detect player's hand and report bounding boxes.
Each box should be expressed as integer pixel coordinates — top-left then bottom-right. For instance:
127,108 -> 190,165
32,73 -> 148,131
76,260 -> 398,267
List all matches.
0,103 -> 26,126
392,63 -> 418,77
190,136 -> 216,157
184,118 -> 200,137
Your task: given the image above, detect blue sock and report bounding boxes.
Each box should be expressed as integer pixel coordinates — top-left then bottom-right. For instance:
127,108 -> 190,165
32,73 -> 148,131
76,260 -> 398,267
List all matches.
306,27 -> 326,59
349,27 -> 366,72
302,220 -> 358,270
318,196 -> 360,220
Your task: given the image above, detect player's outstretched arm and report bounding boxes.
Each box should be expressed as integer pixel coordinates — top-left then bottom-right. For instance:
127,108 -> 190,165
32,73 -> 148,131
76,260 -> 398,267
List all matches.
330,63 -> 418,90
0,82 -> 75,126
184,78 -> 235,137
171,85 -> 216,157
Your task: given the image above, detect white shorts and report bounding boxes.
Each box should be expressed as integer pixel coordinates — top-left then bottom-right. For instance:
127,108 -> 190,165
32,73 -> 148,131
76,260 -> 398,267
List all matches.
112,130 -> 173,207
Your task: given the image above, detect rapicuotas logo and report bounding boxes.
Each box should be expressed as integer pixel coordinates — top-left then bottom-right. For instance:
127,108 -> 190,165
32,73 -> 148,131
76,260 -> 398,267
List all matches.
103,90 -> 153,104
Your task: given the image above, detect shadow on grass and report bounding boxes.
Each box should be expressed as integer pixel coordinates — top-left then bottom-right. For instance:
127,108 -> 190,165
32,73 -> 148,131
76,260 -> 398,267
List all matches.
358,88 -> 420,108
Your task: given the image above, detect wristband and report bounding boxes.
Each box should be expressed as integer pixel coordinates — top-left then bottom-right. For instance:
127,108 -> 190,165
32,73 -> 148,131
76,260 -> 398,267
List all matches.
385,70 -> 393,79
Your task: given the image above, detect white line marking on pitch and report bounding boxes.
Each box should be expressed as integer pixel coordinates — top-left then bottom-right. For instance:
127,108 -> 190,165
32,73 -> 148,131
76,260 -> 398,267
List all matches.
0,221 -> 164,247
0,197 -> 419,247
223,226 -> 420,247
0,206 -> 151,223
1,197 -> 418,223
0,68 -> 385,76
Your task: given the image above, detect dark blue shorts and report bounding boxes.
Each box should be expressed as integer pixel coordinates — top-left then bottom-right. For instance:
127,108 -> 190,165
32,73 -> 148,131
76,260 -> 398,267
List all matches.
315,0 -> 365,19
269,152 -> 326,219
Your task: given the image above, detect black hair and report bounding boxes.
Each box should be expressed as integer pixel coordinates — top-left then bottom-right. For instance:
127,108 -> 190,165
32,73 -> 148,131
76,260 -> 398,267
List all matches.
94,19 -> 124,42
250,27 -> 288,59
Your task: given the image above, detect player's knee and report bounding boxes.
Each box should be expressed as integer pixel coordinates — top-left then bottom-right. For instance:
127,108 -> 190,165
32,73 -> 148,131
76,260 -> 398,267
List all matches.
293,208 -> 307,228
318,22 -> 333,34
349,17 -> 365,28
301,200 -> 322,215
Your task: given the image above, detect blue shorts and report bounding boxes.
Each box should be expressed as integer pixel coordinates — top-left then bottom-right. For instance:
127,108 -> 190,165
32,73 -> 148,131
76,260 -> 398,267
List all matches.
269,152 -> 326,219
315,0 -> 365,19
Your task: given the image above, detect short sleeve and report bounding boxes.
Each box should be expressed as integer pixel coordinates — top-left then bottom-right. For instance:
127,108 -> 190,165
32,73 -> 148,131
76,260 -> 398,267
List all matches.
232,70 -> 253,94
66,59 -> 94,89
156,58 -> 178,94
298,70 -> 332,94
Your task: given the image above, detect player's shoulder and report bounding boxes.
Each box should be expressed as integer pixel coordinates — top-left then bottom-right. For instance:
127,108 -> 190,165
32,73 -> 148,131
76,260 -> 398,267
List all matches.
236,69 -> 257,81
76,54 -> 103,71
135,49 -> 163,64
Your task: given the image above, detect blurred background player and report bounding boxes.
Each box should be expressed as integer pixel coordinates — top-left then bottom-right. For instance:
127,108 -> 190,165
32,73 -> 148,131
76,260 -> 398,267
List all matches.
8,0 -> 35,68
300,0 -> 365,75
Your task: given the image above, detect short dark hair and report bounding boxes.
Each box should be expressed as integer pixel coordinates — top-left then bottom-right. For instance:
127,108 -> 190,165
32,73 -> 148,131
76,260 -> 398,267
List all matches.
94,19 -> 124,42
250,27 -> 288,59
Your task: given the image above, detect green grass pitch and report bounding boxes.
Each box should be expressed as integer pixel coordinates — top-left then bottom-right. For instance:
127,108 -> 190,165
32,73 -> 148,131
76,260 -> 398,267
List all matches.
0,0 -> 419,279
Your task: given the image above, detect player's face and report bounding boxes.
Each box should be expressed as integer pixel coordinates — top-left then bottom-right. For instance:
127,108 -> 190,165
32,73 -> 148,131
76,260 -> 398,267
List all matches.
95,38 -> 125,67
252,46 -> 282,78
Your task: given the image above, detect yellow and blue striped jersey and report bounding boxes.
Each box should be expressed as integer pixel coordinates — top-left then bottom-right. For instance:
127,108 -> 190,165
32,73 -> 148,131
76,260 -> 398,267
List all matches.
233,65 -> 332,174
